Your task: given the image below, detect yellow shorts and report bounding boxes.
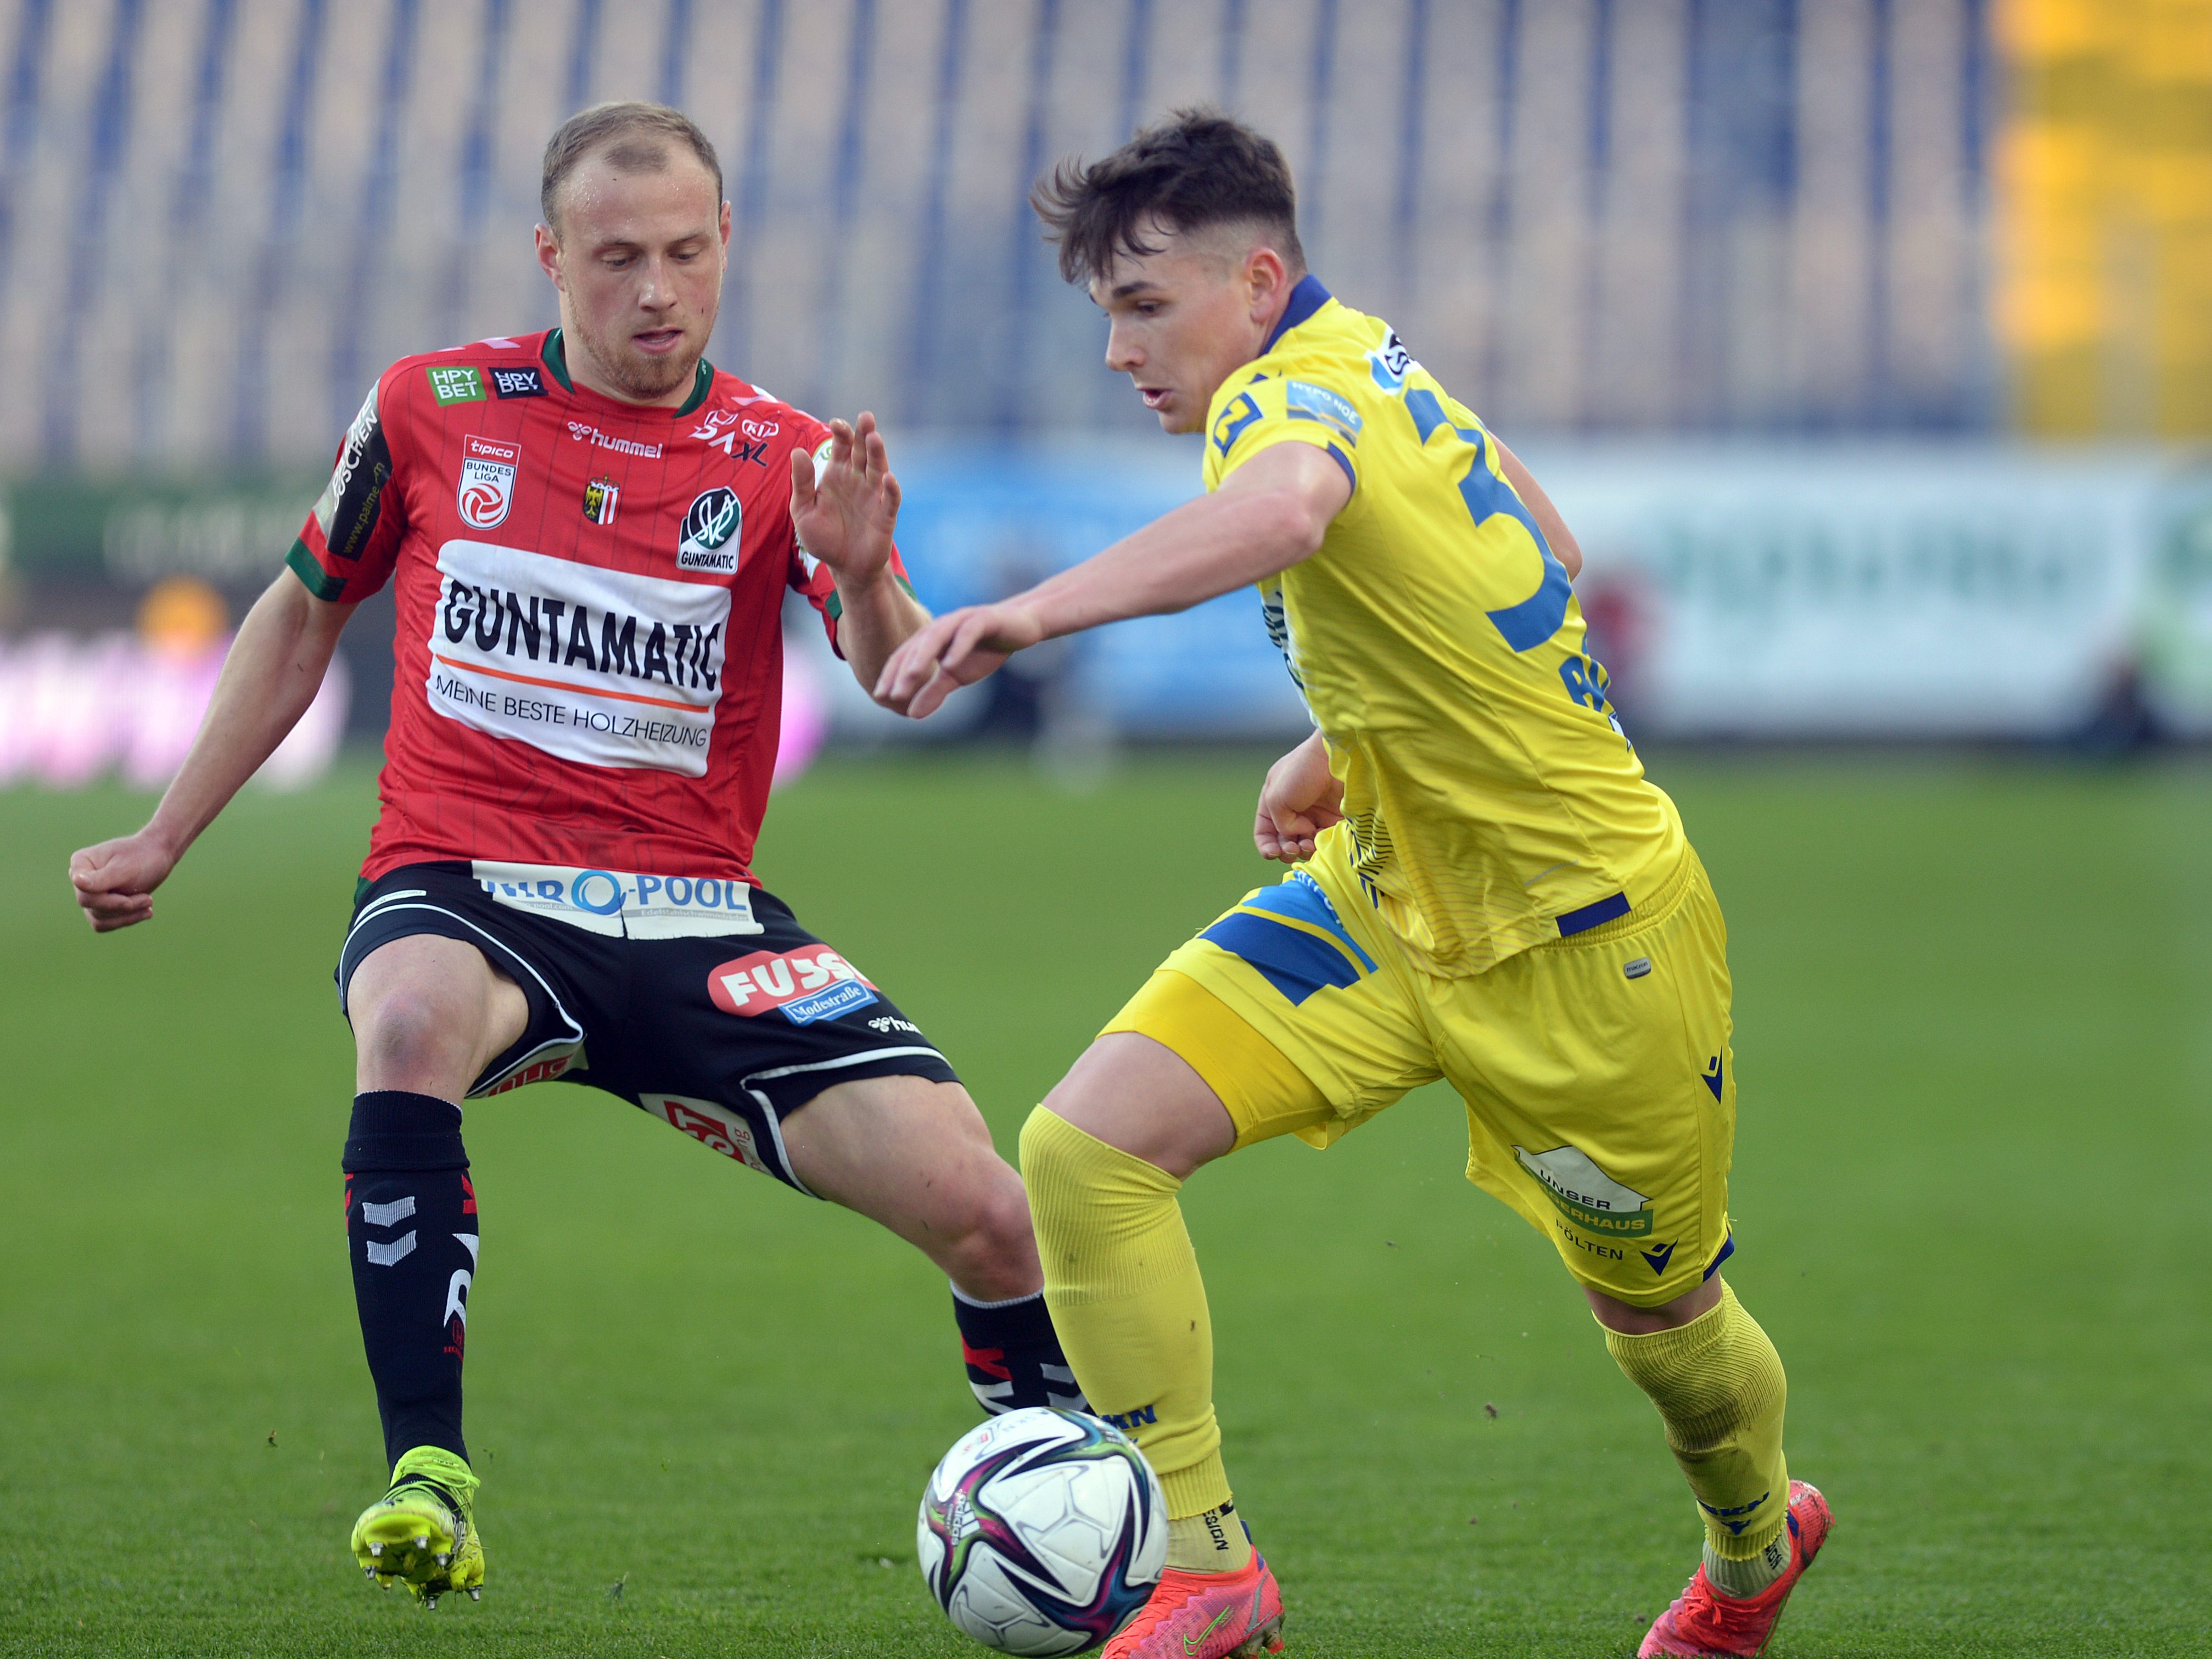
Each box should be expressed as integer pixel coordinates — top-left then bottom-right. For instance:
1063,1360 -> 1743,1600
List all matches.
1102,824 -> 1737,1307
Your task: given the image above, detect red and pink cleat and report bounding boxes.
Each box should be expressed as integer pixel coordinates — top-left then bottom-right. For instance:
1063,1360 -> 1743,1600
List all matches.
1105,1552 -> 1286,1659
1639,1479 -> 1833,1657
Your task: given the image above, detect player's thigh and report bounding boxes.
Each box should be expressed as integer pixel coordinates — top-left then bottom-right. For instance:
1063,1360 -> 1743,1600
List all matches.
598,888 -> 971,1196
340,864 -> 590,1101
1441,851 -> 1737,1309
1040,1030 -> 1244,1179
779,1073 -> 1033,1268
348,934 -> 530,1095
1086,850 -> 1441,1165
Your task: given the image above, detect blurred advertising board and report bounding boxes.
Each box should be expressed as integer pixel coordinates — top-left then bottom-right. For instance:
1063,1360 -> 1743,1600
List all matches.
1522,444 -> 2204,739
883,441 -> 2212,744
878,440 -> 1305,741
4,446 -> 2209,763
2141,468 -> 2212,737
2,474 -> 322,584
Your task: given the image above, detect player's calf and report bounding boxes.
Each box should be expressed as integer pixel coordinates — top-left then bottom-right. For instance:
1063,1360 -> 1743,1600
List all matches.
344,1091 -> 478,1470
1602,1282 -> 1791,1587
774,1074 -> 1087,1416
952,1283 -> 1087,1415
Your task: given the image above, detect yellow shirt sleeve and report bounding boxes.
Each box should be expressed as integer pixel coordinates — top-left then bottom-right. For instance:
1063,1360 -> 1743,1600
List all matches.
1203,374 -> 1363,495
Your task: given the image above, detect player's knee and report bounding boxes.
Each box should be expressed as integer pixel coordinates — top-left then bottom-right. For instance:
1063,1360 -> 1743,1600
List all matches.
938,1165 -> 1040,1297
353,987 -> 480,1093
978,1172 -> 1039,1256
1017,1107 -> 1074,1210
1017,1103 -> 1123,1240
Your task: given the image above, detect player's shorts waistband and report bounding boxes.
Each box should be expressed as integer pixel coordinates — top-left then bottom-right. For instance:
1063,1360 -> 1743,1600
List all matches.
1555,891 -> 1631,936
1543,847 -> 1701,949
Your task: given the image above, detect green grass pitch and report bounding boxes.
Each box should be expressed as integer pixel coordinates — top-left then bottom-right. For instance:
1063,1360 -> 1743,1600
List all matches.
2,749 -> 2206,1657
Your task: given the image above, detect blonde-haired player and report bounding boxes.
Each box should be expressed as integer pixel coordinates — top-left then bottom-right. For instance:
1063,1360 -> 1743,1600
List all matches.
877,110 -> 1830,1659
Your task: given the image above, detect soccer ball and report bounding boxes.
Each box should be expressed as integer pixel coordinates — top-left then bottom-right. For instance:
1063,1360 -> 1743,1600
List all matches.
917,1407 -> 1167,1655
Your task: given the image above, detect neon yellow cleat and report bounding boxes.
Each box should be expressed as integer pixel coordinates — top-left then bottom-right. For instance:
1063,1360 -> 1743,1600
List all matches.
350,1445 -> 483,1609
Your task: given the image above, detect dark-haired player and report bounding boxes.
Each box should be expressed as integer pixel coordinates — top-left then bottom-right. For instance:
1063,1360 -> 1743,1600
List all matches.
69,101 -> 1080,1609
878,111 -> 1830,1659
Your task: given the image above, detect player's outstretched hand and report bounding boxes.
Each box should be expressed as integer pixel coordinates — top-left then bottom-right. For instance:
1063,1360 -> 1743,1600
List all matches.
790,412 -> 900,589
873,602 -> 1045,719
1253,731 -> 1344,862
69,830 -> 178,932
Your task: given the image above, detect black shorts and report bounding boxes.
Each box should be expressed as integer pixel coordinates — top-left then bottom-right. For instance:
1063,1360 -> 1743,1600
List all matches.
337,861 -> 959,1195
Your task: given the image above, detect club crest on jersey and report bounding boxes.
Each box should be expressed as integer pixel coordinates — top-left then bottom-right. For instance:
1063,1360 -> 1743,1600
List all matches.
678,487 -> 742,572
581,474 -> 619,526
707,945 -> 878,1025
456,435 -> 519,530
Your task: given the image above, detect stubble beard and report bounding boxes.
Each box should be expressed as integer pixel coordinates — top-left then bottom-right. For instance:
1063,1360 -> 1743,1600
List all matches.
573,315 -> 707,404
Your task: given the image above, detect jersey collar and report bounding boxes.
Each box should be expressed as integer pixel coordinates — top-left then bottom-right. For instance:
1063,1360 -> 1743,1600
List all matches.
1261,273 -> 1333,355
540,327 -> 716,418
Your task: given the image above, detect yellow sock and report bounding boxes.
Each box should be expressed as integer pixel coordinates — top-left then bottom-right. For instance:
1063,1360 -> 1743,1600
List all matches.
1020,1106 -> 1242,1568
1604,1282 -> 1790,1561
1166,1504 -> 1253,1574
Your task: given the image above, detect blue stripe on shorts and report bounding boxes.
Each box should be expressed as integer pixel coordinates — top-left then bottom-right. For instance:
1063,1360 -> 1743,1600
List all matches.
1240,871 -> 1377,971
1200,910 -> 1364,1006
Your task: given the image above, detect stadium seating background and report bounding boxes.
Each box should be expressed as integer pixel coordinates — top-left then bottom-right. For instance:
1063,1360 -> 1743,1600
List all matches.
3,0 -> 2210,762
0,0 -> 2002,474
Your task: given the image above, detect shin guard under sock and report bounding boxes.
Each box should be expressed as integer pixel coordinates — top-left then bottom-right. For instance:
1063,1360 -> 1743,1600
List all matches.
1605,1282 -> 1790,1562
951,1287 -> 1089,1415
344,1090 -> 477,1471
1020,1106 -> 1232,1529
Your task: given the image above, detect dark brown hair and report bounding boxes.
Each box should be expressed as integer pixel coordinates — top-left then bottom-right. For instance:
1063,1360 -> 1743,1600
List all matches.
1031,108 -> 1304,286
540,101 -> 722,231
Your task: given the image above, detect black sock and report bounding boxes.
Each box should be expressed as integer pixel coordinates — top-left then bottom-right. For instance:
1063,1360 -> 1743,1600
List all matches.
343,1090 -> 477,1471
952,1287 -> 1088,1416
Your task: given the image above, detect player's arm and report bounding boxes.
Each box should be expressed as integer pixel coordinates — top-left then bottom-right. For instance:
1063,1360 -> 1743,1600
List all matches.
874,441 -> 1348,719
789,411 -> 930,689
69,573 -> 355,932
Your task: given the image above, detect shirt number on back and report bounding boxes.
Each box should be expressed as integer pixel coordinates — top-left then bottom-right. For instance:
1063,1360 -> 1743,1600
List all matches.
1403,389 -> 1572,652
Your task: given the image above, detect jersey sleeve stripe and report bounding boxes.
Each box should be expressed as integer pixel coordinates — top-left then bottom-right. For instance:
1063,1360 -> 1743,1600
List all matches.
287,538 -> 348,601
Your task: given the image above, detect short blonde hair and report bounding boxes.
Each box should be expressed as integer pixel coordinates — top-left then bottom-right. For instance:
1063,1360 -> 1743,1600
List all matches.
540,101 -> 721,231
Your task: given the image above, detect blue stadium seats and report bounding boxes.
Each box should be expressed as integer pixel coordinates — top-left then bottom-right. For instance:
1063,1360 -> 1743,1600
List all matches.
0,0 -> 1992,470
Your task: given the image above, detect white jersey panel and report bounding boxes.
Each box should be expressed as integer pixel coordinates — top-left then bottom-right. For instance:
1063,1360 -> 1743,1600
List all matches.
428,539 -> 733,775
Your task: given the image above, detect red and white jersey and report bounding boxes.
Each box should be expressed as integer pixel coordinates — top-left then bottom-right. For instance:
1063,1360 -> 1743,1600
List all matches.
289,329 -> 889,886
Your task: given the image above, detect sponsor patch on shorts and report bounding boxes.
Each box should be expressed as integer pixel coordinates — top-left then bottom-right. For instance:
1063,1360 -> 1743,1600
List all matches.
472,861 -> 763,938
477,1046 -> 586,1096
1514,1143 -> 1655,1237
708,945 -> 880,1024
641,1092 -> 775,1177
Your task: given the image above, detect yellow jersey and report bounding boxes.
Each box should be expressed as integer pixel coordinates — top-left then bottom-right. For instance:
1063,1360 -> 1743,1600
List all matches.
1201,277 -> 1687,977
